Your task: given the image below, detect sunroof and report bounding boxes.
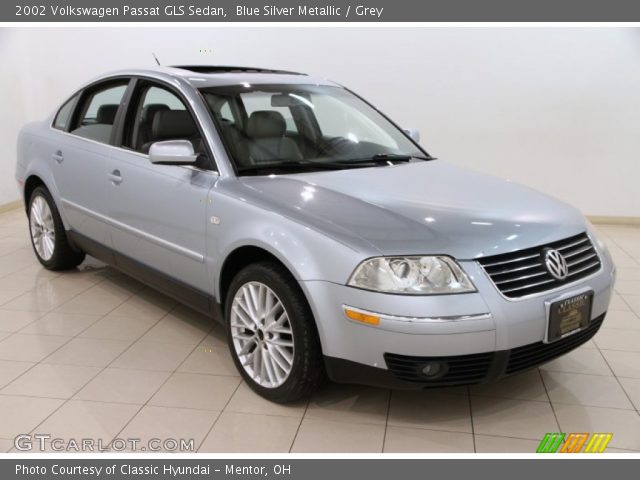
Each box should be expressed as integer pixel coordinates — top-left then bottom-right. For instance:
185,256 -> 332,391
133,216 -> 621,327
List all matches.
172,65 -> 306,75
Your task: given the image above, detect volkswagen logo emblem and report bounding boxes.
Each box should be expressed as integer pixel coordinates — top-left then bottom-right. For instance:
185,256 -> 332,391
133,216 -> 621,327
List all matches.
544,248 -> 569,280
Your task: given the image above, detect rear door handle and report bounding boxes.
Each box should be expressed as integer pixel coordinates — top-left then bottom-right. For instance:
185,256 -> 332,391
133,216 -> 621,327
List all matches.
108,170 -> 123,185
52,151 -> 64,164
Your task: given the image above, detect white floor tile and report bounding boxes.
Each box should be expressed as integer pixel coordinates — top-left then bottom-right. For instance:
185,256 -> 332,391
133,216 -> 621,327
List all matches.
1,363 -> 100,399
384,426 -> 474,453
74,368 -> 170,404
291,418 -> 384,453
554,403 -> 640,451
542,371 -> 633,409
471,396 -> 558,440
389,391 -> 472,433
201,411 -> 299,453
149,373 -> 240,411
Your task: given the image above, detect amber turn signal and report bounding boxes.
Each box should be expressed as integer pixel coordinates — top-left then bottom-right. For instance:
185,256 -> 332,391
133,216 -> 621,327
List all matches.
344,308 -> 380,326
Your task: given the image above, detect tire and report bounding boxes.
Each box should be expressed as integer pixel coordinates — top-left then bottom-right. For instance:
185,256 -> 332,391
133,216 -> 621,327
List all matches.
225,261 -> 323,403
27,186 -> 85,270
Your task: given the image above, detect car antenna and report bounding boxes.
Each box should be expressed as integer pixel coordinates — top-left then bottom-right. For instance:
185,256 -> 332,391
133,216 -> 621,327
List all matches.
152,53 -> 161,66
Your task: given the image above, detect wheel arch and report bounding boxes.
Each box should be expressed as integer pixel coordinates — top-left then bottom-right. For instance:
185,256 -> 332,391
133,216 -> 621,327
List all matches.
217,243 -> 327,366
217,244 -> 300,313
23,174 -> 47,208
22,173 -> 70,230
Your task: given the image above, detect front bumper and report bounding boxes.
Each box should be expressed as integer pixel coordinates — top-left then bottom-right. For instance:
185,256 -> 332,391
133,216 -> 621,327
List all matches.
324,313 -> 605,389
301,248 -> 615,389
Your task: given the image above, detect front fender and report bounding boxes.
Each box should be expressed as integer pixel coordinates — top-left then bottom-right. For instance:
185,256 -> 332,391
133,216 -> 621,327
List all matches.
208,192 -> 375,299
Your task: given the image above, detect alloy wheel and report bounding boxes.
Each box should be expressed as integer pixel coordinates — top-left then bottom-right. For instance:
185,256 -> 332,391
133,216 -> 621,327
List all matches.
29,195 -> 56,261
230,281 -> 295,388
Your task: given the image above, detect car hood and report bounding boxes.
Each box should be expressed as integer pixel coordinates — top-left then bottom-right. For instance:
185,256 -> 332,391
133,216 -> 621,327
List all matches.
235,160 -> 587,259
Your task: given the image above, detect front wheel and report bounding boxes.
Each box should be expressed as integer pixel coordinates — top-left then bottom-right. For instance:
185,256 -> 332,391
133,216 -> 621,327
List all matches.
28,186 -> 85,270
225,261 -> 323,403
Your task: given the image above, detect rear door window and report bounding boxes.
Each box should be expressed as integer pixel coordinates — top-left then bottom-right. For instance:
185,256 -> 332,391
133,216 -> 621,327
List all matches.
70,82 -> 128,144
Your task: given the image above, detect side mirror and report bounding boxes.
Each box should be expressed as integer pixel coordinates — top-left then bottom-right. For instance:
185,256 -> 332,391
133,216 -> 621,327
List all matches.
149,140 -> 198,165
404,128 -> 421,143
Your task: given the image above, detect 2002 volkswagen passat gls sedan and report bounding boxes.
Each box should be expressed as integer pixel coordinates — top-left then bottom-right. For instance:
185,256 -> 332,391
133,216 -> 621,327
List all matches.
16,66 -> 615,402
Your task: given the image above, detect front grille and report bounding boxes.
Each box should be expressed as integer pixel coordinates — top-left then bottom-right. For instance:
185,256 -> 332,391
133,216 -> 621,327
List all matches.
384,351 -> 493,385
506,314 -> 604,374
477,232 -> 601,298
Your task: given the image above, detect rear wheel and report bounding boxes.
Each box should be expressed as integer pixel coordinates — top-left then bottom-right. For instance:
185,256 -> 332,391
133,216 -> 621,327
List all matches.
28,186 -> 85,270
225,261 -> 323,403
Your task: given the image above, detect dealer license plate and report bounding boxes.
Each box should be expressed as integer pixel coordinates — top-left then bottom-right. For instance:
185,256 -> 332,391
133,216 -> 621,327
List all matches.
547,291 -> 593,343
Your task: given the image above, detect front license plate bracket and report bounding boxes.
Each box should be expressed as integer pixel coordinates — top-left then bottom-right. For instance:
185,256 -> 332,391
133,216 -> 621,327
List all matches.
545,290 -> 594,343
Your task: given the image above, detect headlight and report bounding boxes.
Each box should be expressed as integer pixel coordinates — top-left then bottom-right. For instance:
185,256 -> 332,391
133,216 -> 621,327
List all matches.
348,256 -> 476,295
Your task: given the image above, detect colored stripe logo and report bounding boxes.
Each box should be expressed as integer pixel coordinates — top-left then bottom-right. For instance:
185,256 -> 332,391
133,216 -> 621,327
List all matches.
537,433 -> 565,453
584,433 -> 613,453
537,433 -> 612,453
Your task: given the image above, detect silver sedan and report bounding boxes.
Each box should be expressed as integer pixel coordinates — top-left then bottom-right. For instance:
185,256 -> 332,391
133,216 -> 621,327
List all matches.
15,66 -> 615,402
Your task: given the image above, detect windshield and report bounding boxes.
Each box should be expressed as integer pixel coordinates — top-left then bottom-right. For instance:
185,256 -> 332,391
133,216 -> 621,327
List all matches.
200,84 -> 430,175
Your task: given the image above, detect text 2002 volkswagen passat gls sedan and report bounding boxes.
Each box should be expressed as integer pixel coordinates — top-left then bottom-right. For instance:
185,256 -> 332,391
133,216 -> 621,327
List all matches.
16,66 -> 615,402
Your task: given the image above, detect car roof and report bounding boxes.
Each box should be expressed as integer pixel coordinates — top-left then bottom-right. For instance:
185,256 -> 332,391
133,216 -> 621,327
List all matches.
94,65 -> 340,89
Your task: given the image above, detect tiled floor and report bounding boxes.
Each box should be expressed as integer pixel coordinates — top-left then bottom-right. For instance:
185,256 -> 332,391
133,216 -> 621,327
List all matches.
0,207 -> 639,453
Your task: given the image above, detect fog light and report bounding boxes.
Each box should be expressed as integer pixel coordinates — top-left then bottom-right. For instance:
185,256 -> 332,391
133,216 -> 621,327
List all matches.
421,361 -> 446,378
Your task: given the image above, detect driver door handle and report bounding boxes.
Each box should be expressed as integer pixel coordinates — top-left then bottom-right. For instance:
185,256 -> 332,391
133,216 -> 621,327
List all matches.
109,170 -> 123,185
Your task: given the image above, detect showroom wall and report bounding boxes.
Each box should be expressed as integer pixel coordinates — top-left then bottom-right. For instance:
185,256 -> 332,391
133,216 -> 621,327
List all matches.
1,27 -> 639,217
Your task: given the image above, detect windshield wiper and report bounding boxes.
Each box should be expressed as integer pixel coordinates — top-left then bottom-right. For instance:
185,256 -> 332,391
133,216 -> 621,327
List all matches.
334,153 -> 431,165
236,161 -> 357,175
236,154 -> 434,175
371,153 -> 413,162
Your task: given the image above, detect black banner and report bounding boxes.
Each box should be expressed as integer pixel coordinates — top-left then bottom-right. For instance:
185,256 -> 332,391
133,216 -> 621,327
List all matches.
5,0 -> 640,22
4,459 -> 640,480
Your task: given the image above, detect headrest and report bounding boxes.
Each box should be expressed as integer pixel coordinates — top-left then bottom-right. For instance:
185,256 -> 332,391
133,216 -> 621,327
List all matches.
96,104 -> 119,125
141,103 -> 169,124
152,110 -> 197,140
247,110 -> 286,138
